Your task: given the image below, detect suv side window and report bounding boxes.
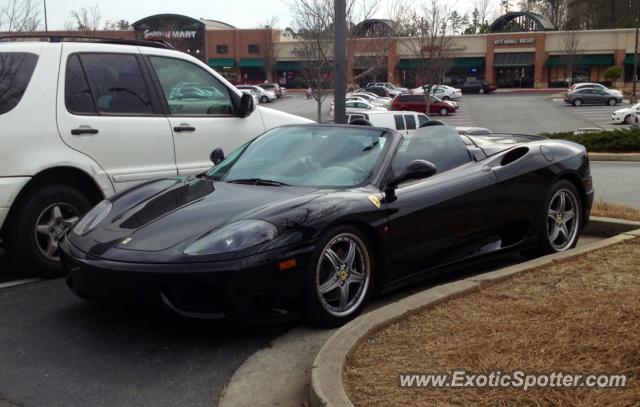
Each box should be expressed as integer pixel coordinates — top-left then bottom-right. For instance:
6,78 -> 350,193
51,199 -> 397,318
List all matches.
394,114 -> 405,130
65,55 -> 96,114
417,114 -> 429,127
69,53 -> 154,115
404,114 -> 416,130
149,56 -> 234,116
0,52 -> 38,115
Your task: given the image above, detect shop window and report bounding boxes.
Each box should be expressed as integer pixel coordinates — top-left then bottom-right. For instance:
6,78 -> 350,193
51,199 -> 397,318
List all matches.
248,44 -> 260,54
216,45 -> 228,54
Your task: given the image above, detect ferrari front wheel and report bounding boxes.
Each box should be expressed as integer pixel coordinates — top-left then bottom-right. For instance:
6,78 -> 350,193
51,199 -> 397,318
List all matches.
305,226 -> 373,327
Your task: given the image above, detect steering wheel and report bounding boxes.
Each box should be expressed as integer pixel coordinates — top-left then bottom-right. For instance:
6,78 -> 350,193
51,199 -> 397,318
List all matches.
344,162 -> 368,180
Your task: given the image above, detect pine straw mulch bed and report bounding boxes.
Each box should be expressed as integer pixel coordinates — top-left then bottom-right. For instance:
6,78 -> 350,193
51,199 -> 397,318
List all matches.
591,200 -> 640,222
344,238 -> 640,406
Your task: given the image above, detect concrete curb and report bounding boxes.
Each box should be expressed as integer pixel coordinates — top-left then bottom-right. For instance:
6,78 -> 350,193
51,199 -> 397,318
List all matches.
589,153 -> 640,162
309,220 -> 640,407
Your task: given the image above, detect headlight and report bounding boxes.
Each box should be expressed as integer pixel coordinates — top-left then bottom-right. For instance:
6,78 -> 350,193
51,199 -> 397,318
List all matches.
184,219 -> 277,256
72,200 -> 112,235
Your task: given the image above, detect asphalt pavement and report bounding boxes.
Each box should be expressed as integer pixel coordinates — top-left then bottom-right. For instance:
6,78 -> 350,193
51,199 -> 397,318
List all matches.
591,161 -> 640,206
0,278 -> 291,407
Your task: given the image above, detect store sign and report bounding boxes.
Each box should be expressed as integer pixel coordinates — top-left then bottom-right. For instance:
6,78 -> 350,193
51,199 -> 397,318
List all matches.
494,38 -> 535,46
143,29 -> 197,39
288,47 -> 314,58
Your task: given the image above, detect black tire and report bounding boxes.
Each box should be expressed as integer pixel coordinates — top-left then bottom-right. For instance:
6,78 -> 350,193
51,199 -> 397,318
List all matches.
573,99 -> 583,107
442,96 -> 451,101
260,96 -> 269,103
440,108 -> 448,116
624,115 -> 631,124
607,98 -> 617,106
525,179 -> 582,258
6,184 -> 92,278
478,88 -> 485,94
304,225 -> 374,327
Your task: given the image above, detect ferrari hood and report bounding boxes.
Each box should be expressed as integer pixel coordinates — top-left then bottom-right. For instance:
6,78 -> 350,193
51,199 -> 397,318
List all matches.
87,178 -> 321,252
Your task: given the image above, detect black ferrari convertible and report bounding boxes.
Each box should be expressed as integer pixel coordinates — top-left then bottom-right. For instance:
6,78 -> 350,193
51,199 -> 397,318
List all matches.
60,124 -> 593,326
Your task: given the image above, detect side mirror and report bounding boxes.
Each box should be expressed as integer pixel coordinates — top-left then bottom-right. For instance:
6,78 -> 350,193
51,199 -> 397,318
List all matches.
238,92 -> 255,117
210,148 -> 225,165
387,160 -> 437,189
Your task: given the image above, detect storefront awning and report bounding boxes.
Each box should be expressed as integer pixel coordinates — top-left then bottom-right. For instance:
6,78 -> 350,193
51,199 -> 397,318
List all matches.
581,54 -> 614,65
493,53 -> 535,67
208,58 -> 235,68
624,54 -> 640,65
397,59 -> 422,69
239,58 -> 266,68
273,61 -> 303,71
546,54 -> 614,67
453,57 -> 485,68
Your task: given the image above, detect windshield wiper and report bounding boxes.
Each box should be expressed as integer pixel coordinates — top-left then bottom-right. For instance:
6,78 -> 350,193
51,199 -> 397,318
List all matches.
227,178 -> 291,187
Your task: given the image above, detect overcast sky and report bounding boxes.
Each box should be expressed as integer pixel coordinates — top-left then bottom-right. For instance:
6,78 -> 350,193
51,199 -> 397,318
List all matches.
41,0 -> 492,30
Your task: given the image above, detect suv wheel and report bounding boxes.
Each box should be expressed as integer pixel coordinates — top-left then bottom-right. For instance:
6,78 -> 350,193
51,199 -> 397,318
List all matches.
7,184 -> 92,277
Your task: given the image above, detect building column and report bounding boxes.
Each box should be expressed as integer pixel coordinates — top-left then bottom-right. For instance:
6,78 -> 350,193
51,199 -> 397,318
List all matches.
485,45 -> 495,85
534,33 -> 547,88
614,49 -> 626,89
387,40 -> 399,86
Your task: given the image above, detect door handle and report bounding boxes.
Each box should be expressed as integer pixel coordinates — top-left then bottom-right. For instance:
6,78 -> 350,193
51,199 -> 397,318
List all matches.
71,127 -> 99,136
174,124 -> 196,133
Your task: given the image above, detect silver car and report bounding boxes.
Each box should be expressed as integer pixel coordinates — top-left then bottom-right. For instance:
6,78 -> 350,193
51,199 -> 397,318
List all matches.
564,88 -> 623,107
237,85 -> 277,103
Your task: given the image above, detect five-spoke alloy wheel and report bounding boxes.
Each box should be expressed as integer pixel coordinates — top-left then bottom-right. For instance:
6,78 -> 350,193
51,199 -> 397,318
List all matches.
306,226 -> 373,326
546,188 -> 581,251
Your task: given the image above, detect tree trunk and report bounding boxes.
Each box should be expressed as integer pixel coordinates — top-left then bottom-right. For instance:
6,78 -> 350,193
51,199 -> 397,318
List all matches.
317,95 -> 323,123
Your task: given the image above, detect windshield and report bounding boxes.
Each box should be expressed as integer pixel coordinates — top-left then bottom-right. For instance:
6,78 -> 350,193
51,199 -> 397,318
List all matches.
208,125 -> 390,188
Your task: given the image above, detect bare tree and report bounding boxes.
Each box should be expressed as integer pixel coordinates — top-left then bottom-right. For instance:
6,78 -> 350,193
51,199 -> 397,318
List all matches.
260,15 -> 279,29
66,4 -> 101,32
0,0 -> 41,32
406,0 -> 455,114
559,29 -> 582,85
288,0 -> 335,122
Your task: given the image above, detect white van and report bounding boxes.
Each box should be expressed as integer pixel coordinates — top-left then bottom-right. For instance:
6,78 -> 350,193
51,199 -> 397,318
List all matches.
346,111 -> 430,135
0,36 -> 310,276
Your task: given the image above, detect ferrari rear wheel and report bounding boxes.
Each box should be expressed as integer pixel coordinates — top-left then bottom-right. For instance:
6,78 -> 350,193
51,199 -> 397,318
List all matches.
530,180 -> 582,256
305,226 -> 373,327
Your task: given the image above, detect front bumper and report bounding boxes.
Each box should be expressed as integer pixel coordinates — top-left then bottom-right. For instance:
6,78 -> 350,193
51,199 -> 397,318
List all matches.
59,238 -> 315,319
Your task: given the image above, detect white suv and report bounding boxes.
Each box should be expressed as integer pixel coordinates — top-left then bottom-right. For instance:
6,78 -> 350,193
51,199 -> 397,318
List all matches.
0,36 -> 310,276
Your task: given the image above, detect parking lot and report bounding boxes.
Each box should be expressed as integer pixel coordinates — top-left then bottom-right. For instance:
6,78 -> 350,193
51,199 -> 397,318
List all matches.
1,89 -> 639,407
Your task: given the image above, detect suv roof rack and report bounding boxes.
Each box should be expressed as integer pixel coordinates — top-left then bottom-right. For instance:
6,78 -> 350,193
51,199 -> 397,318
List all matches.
0,34 -> 175,50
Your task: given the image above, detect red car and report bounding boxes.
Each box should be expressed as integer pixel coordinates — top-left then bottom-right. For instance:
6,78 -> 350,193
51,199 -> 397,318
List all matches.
390,95 -> 458,116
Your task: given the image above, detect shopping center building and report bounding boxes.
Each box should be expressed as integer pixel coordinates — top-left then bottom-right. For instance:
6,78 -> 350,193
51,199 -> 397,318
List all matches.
17,12 -> 640,89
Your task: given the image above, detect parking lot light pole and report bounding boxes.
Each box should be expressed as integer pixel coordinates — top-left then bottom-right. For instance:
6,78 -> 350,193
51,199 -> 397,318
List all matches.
632,8 -> 639,104
43,0 -> 48,32
334,0 -> 347,124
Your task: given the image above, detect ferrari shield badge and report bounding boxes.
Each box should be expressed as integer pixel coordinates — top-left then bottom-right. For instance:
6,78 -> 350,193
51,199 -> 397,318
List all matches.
368,195 -> 381,209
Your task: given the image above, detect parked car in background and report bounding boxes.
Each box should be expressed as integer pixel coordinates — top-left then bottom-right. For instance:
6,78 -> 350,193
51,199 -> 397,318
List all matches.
260,82 -> 285,98
363,86 -> 391,97
412,85 -> 463,101
611,102 -> 640,124
568,82 -> 623,97
0,36 -> 311,277
457,78 -> 496,94
365,82 -> 408,94
564,88 -> 622,106
346,111 -> 430,135
331,100 -> 387,116
237,85 -> 276,103
348,92 -> 392,108
240,89 -> 260,106
391,94 -> 458,116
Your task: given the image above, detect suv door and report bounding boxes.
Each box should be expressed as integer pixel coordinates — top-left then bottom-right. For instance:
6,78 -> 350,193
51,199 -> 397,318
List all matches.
146,54 -> 265,176
57,45 -> 176,192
